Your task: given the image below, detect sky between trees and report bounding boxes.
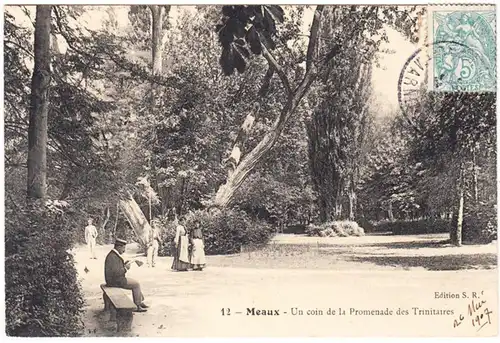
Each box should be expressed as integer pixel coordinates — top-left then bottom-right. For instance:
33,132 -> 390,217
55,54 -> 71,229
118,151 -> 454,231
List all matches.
9,5 -> 418,115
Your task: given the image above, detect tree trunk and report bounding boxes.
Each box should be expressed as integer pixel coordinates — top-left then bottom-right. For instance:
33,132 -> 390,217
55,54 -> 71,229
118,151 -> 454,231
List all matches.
148,5 -> 162,217
150,5 -> 164,75
222,67 -> 274,177
334,201 -> 342,220
119,197 -> 152,246
101,207 -> 110,242
148,5 -> 171,217
472,145 -> 479,204
450,164 -> 464,246
387,202 -> 394,222
111,202 -> 120,242
148,194 -> 152,222
27,6 -> 51,200
213,99 -> 299,208
348,188 -> 356,221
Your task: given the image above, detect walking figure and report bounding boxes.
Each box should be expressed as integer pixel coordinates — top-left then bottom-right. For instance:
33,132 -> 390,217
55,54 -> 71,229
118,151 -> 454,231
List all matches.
85,218 -> 98,259
147,220 -> 160,267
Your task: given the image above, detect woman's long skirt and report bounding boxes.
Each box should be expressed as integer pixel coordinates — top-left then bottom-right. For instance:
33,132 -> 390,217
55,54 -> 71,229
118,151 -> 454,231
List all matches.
171,236 -> 190,271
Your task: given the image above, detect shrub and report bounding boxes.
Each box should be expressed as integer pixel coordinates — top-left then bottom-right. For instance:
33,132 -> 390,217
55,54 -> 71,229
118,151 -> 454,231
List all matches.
157,216 -> 178,257
463,203 -> 497,244
306,221 -> 365,237
356,217 -> 376,233
374,218 -> 450,235
158,208 -> 275,255
5,200 -> 85,336
282,224 -> 307,234
240,219 -> 276,248
305,223 -> 322,237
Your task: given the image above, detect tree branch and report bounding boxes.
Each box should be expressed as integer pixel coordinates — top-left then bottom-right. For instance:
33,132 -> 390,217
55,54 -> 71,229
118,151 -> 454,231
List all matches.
4,39 -> 34,57
294,5 -> 325,100
261,44 -> 291,95
305,5 -> 325,73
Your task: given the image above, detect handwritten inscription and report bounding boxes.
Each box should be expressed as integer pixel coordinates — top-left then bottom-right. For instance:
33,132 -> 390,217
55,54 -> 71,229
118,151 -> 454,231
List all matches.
453,291 -> 493,332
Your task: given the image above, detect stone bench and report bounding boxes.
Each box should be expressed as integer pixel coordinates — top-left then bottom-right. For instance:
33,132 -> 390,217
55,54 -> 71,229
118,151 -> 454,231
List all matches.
100,283 -> 136,333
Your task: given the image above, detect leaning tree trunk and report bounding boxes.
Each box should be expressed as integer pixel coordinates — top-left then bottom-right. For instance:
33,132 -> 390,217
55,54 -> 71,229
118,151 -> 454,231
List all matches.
213,97 -> 302,208
222,67 -> 274,177
119,197 -> 152,247
27,6 -> 51,200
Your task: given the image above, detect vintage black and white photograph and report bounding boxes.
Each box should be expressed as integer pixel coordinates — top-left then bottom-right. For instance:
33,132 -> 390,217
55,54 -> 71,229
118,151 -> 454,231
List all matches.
3,1 -> 498,338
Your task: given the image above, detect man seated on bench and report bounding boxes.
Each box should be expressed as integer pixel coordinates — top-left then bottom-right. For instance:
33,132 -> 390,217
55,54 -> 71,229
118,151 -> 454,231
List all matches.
105,238 -> 149,313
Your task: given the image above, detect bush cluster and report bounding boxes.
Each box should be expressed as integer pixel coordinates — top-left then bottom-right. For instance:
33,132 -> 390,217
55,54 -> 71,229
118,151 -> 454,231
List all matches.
158,208 -> 275,256
306,221 -> 365,237
5,201 -> 84,336
463,203 -> 497,244
373,218 -> 450,235
157,216 -> 178,257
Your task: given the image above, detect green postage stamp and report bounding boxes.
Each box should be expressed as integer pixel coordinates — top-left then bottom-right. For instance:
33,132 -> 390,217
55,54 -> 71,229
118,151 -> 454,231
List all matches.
428,4 -> 496,92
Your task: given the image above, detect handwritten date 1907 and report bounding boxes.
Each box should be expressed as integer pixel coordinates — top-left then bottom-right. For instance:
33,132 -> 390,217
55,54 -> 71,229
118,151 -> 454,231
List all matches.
453,297 -> 493,332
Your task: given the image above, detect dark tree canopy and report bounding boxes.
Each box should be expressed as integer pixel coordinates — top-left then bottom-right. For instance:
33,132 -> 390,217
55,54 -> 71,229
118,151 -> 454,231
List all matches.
216,5 -> 285,75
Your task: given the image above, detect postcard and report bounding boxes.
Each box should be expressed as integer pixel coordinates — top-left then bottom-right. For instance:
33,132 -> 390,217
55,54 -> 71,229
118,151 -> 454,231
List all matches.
3,2 -> 497,338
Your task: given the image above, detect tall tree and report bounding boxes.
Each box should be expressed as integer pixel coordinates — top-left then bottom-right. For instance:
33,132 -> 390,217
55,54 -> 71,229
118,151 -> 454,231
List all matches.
212,5 -> 331,208
307,7 -> 385,222
415,92 -> 496,246
118,5 -> 172,245
27,6 -> 52,200
307,6 -> 422,222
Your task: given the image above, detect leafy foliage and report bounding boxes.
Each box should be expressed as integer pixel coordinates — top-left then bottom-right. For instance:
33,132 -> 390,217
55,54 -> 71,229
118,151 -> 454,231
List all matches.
190,209 -> 274,254
158,209 -> 275,255
408,92 -> 496,242
359,116 -> 421,219
462,201 -> 497,244
4,9 -> 497,339
372,218 -> 450,235
308,7 -> 381,222
5,201 -> 84,336
216,5 -> 285,75
306,220 -> 365,237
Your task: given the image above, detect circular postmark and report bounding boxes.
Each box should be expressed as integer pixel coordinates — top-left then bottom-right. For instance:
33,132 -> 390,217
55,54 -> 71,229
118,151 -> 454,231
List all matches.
398,44 -> 431,115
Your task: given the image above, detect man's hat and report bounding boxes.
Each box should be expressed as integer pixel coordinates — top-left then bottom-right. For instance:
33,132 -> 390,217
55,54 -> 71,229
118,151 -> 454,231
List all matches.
115,238 -> 127,246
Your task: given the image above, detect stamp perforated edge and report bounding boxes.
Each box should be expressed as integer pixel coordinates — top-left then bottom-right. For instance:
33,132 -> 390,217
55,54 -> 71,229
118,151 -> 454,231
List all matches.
425,3 -> 497,92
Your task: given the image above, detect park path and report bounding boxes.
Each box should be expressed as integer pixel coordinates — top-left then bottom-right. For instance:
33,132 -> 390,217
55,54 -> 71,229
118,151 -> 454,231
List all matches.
75,234 -> 498,337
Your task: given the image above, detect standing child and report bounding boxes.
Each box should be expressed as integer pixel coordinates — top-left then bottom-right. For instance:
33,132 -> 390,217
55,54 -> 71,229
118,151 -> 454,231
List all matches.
190,222 -> 206,271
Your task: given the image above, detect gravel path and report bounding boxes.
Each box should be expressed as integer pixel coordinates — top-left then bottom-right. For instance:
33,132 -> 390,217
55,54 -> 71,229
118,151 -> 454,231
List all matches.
74,233 -> 497,337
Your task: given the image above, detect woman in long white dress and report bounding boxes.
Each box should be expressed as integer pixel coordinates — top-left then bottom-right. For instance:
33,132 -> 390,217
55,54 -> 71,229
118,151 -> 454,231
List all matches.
171,223 -> 190,271
190,223 -> 206,271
